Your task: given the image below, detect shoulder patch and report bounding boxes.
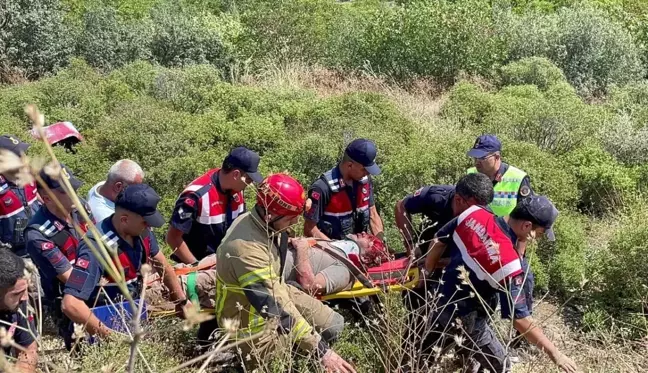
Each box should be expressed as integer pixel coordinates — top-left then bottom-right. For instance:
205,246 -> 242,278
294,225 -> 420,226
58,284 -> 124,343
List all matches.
514,275 -> 524,286
311,191 -> 320,201
41,242 -> 55,251
184,198 -> 196,208
76,258 -> 90,269
519,185 -> 531,197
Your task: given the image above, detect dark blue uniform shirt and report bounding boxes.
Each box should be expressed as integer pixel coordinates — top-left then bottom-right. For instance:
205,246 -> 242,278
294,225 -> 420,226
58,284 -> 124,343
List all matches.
25,203 -> 92,302
402,185 -> 455,250
435,215 -> 531,320
0,301 -> 37,357
63,216 -> 160,305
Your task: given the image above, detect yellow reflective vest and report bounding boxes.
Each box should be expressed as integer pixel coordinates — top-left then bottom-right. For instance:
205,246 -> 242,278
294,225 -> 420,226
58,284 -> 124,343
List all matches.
467,165 -> 527,216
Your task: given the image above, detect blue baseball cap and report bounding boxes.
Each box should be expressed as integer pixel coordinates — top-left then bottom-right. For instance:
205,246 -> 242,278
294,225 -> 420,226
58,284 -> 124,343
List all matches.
514,195 -> 559,241
223,146 -> 263,183
0,135 -> 30,156
467,134 -> 502,159
115,184 -> 165,228
39,163 -> 82,191
345,138 -> 381,175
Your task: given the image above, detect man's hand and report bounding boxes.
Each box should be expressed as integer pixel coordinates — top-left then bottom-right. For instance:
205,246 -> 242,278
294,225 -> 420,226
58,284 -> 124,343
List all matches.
551,351 -> 579,373
321,349 -> 357,373
289,237 -> 311,253
175,299 -> 192,319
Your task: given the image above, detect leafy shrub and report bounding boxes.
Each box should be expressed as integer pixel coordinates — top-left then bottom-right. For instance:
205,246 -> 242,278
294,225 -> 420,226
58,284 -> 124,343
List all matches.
149,2 -> 240,69
498,57 -> 567,91
505,5 -> 645,96
565,142 -> 638,215
76,6 -> 153,71
590,206 -> 648,338
0,0 -> 75,81
348,0 -> 507,82
441,77 -> 602,156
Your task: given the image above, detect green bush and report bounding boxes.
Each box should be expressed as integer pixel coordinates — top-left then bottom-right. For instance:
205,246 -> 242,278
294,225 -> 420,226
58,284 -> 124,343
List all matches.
76,6 -> 153,71
498,57 -> 567,91
590,206 -> 648,338
0,0 -> 75,81
348,0 -> 507,82
149,2 -> 240,69
505,5 -> 645,96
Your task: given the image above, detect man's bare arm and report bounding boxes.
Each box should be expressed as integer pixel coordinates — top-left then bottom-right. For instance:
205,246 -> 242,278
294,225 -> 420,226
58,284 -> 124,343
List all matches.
424,240 -> 448,273
369,206 -> 384,239
15,341 -> 38,373
61,294 -> 111,338
394,199 -> 415,254
151,252 -> 185,303
290,238 -> 327,295
166,226 -> 197,264
514,317 -> 579,373
303,220 -> 330,240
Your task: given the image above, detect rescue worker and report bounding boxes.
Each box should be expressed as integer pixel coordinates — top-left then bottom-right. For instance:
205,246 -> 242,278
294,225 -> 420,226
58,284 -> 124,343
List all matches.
166,146 -> 262,264
400,173 -> 494,349
304,138 -> 385,243
466,134 -> 533,217
24,165 -> 93,350
87,159 -> 144,223
215,173 -> 355,373
0,248 -> 38,372
394,174 -> 494,258
414,196 -> 578,373
146,233 -> 389,311
0,135 -> 41,257
61,184 -> 188,338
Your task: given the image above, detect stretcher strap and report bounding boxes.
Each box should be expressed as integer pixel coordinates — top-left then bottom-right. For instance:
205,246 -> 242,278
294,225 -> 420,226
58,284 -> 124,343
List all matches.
186,272 -> 200,310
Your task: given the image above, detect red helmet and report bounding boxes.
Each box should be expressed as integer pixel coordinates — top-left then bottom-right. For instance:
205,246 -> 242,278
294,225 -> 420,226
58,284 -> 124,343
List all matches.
256,173 -> 306,217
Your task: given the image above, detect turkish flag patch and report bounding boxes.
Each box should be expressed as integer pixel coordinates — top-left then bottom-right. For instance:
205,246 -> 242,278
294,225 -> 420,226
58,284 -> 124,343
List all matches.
41,242 -> 55,251
311,191 -> 320,201
76,258 -> 90,269
184,198 -> 196,208
413,188 -> 423,197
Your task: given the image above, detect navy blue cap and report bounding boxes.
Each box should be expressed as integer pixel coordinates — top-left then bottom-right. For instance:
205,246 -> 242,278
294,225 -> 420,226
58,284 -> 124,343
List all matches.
223,147 -> 263,183
115,184 -> 164,228
515,195 -> 558,241
39,164 -> 82,191
0,135 -> 30,156
467,134 -> 502,158
345,139 -> 381,175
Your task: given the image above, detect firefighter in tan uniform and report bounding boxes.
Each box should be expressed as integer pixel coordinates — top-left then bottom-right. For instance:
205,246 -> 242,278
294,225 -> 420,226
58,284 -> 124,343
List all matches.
215,173 -> 356,373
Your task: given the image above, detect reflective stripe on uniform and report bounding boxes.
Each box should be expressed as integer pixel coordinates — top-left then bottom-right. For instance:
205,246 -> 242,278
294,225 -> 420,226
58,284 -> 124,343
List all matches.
238,266 -> 275,288
467,166 -> 527,216
292,318 -> 312,340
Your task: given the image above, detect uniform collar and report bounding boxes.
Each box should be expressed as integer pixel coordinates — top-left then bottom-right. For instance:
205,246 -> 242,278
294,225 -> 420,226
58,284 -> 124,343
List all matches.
41,205 -> 72,232
333,165 -> 367,189
495,216 -> 517,245
250,207 -> 285,242
493,162 -> 509,184
101,216 -> 139,252
212,169 -> 235,197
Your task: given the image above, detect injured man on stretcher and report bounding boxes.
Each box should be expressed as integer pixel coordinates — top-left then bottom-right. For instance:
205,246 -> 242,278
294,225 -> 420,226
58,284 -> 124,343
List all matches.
147,233 -> 392,310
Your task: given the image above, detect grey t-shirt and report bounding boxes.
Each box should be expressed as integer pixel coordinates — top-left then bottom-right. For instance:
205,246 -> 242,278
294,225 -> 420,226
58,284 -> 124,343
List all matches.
283,244 -> 352,294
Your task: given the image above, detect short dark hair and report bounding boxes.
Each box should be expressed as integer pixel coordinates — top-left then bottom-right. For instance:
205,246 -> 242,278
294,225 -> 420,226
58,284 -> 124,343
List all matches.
455,173 -> 494,206
0,248 -> 25,289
